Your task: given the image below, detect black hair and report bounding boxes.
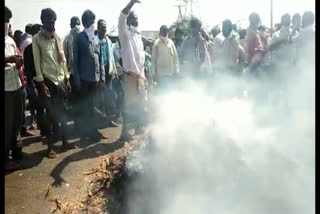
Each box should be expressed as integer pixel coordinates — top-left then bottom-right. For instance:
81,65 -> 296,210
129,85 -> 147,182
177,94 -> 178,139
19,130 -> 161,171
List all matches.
5,6 -> 12,22
70,16 -> 80,28
25,24 -> 33,34
40,8 -> 57,23
13,30 -> 23,47
31,24 -> 42,36
211,27 -> 221,38
238,28 -> 247,39
302,11 -> 314,28
97,19 -> 106,27
160,25 -> 169,33
82,10 -> 96,27
222,19 -> 233,28
189,17 -> 202,28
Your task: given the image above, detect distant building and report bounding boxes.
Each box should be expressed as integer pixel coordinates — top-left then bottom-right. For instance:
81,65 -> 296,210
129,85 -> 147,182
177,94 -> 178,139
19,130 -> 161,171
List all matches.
141,31 -> 159,39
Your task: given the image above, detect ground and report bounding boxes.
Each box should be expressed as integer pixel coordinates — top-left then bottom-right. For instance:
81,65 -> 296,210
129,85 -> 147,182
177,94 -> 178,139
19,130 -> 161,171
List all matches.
5,120 -> 131,214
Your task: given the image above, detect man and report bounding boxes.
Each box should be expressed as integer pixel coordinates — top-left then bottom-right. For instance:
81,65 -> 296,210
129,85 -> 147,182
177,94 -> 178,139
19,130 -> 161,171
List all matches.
5,6 -> 24,170
95,19 -> 118,126
33,8 -> 72,158
238,28 -> 247,50
20,24 -> 33,54
180,17 -> 207,77
24,24 -> 46,134
291,13 -> 302,38
63,16 -> 81,132
73,10 -> 107,141
215,19 -> 245,75
152,25 -> 179,91
211,26 -> 224,68
246,12 -> 264,72
118,0 -> 148,140
174,28 -> 184,62
269,13 -> 293,65
293,11 -> 315,66
63,16 -> 81,76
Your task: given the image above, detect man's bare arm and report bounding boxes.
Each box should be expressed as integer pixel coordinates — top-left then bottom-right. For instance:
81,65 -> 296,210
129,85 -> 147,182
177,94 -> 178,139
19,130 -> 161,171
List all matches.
122,0 -> 141,15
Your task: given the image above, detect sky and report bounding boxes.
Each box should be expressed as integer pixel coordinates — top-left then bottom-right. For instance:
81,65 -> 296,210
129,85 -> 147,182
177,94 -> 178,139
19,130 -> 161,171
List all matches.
6,0 -> 315,37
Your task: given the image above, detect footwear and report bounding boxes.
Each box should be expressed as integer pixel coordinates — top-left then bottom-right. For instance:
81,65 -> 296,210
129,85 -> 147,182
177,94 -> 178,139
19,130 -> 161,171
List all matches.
21,130 -> 36,137
5,161 -> 21,171
62,137 -> 74,150
29,123 -> 37,130
47,148 -> 57,159
11,148 -> 23,160
29,120 -> 37,130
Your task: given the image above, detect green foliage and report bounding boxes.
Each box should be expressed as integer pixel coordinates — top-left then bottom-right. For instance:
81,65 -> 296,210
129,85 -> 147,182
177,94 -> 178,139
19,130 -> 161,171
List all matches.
168,16 -> 195,39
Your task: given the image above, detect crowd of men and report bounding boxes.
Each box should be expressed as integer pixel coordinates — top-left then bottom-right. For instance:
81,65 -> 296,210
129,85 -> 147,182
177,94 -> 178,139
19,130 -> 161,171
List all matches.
5,0 -> 315,170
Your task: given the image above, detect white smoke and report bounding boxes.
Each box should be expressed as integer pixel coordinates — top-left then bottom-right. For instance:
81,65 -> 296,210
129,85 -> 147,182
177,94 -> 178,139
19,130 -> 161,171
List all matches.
125,43 -> 315,214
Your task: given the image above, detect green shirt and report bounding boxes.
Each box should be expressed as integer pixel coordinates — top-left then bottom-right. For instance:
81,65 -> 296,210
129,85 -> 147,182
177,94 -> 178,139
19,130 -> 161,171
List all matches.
32,33 -> 69,85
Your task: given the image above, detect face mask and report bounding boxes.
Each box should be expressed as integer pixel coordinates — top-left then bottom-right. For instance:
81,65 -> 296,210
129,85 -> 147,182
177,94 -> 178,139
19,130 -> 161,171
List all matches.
4,23 -> 9,37
85,23 -> 95,41
160,36 -> 168,42
130,25 -> 138,32
74,25 -> 81,32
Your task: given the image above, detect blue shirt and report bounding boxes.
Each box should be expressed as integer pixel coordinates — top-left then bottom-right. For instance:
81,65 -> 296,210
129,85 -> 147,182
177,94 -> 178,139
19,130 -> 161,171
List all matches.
73,31 -> 105,84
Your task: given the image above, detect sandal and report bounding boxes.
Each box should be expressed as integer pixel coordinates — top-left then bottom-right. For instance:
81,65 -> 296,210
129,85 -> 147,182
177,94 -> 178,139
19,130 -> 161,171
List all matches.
47,149 -> 57,159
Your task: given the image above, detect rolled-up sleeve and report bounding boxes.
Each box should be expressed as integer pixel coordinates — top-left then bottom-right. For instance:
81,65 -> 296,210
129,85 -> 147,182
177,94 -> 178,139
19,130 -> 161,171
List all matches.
32,36 -> 44,82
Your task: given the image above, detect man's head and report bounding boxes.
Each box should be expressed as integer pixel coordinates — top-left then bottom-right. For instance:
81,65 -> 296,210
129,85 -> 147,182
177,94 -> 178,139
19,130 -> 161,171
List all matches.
127,11 -> 138,27
13,30 -> 23,46
97,19 -> 107,38
222,19 -> 233,38
189,17 -> 202,37
175,28 -> 183,40
70,16 -> 81,29
238,29 -> 247,40
25,24 -> 33,34
302,11 -> 314,28
249,12 -> 261,29
281,13 -> 291,27
292,13 -> 301,28
82,10 -> 95,29
5,6 -> 12,36
211,27 -> 220,38
31,24 -> 42,36
159,25 -> 169,38
41,8 -> 57,33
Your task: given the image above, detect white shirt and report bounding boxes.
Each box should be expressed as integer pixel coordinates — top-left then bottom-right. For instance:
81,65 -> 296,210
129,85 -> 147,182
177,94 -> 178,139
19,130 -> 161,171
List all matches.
215,37 -> 245,69
20,35 -> 32,55
5,36 -> 22,91
118,12 -> 145,79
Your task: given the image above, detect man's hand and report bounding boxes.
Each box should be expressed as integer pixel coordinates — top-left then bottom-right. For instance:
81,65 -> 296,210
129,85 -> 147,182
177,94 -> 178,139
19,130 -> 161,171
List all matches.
5,55 -> 22,64
131,0 -> 141,3
16,57 -> 24,69
66,79 -> 72,93
39,82 -> 51,97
